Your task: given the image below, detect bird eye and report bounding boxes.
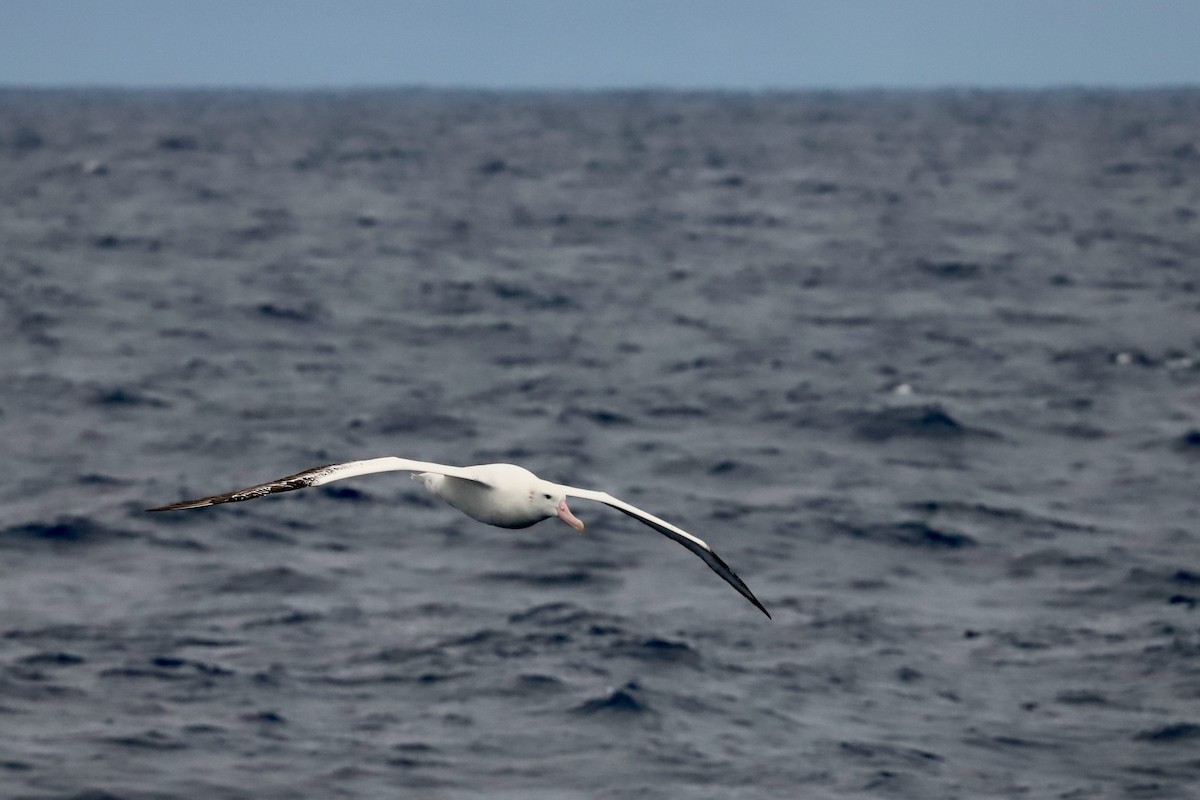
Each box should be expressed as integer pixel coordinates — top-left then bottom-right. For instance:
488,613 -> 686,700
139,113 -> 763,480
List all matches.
544,493 -> 553,500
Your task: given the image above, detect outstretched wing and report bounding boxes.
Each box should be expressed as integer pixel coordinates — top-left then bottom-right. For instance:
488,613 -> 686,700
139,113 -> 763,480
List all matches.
148,457 -> 485,512
556,485 -> 771,619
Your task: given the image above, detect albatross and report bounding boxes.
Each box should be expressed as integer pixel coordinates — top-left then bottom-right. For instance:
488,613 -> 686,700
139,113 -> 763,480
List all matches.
149,457 -> 770,618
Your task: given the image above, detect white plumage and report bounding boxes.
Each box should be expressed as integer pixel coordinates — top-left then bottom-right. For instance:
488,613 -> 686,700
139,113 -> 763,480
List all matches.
150,456 -> 770,617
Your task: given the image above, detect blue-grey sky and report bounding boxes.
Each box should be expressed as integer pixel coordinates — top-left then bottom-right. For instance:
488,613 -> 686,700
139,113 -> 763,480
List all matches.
2,0 -> 1198,90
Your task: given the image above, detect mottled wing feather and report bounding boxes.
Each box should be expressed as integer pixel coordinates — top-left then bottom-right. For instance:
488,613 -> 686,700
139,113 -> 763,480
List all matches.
560,486 -> 771,619
148,464 -> 339,511
148,457 -> 486,512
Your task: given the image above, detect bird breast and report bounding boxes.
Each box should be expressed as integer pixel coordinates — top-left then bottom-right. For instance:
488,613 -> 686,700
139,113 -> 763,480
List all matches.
433,474 -> 544,529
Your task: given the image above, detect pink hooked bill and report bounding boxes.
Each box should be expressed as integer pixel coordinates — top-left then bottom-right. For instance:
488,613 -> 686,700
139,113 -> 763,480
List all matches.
557,498 -> 585,533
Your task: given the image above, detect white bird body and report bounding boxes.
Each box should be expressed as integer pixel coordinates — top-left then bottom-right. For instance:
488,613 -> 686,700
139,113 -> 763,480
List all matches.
150,456 -> 769,617
414,463 -> 569,530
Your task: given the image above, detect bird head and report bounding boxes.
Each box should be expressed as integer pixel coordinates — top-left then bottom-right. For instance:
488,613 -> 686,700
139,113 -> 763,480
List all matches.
535,483 -> 585,533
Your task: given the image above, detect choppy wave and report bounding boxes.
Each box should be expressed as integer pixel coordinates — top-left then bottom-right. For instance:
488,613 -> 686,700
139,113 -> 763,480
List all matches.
2,87 -> 1200,799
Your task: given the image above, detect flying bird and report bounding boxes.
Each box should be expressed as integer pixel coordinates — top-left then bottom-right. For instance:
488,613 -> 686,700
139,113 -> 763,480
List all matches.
149,457 -> 769,618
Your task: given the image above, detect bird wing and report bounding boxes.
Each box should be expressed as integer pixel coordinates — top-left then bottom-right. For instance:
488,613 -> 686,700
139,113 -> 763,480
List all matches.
148,457 -> 487,512
556,485 -> 771,618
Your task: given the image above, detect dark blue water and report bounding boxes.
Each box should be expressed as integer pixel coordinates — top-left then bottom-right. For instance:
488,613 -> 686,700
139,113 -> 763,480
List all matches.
2,88 -> 1200,799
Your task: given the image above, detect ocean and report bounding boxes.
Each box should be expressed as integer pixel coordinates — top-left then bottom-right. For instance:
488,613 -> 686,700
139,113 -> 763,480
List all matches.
2,87 -> 1200,798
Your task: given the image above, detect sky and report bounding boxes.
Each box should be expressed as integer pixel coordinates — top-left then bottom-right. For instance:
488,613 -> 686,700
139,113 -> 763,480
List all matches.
1,0 -> 1198,90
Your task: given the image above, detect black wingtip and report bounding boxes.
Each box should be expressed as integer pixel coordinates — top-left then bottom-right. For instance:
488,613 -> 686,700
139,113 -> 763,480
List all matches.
743,588 -> 772,619
146,499 -> 210,512
706,548 -> 771,619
